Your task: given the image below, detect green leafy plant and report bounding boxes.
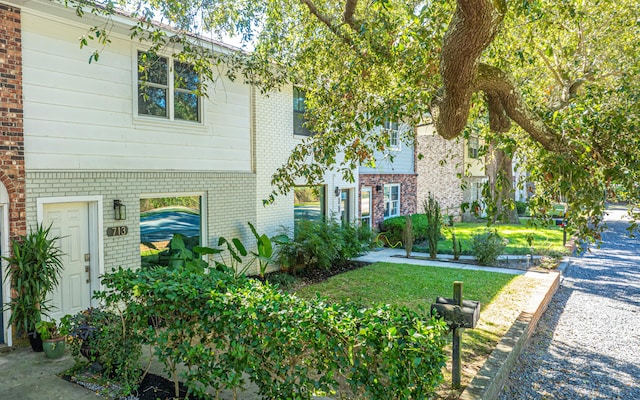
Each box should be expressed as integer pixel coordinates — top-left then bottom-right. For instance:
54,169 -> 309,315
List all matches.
472,230 -> 507,265
35,318 -> 67,340
248,222 -> 274,278
380,214 -> 428,247
402,214 -> 414,258
2,224 -> 64,337
92,266 -> 448,399
424,193 -> 443,259
62,305 -> 143,395
451,230 -> 462,260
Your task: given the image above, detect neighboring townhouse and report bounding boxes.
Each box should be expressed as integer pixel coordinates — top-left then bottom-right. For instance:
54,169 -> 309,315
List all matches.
358,122 -> 417,231
0,0 -> 353,346
415,122 -> 486,221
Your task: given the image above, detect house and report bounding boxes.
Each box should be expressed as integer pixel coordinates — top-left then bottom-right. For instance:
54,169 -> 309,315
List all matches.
0,0 -> 353,346
415,122 -> 487,221
358,121 -> 417,230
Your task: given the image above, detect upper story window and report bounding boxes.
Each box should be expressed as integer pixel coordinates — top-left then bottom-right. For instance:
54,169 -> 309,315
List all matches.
137,51 -> 201,123
383,120 -> 400,149
468,136 -> 479,158
293,87 -> 313,136
383,184 -> 401,218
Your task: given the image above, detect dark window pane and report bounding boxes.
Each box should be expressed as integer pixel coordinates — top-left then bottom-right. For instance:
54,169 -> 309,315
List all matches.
174,62 -> 199,91
174,91 -> 200,121
138,52 -> 168,85
293,87 -> 306,112
138,86 -> 167,117
294,111 -> 312,136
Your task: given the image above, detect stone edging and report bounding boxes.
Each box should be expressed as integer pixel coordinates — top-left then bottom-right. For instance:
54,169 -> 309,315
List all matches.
459,269 -> 561,400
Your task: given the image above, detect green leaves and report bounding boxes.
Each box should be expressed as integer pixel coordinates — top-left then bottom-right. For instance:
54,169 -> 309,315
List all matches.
93,266 -> 448,398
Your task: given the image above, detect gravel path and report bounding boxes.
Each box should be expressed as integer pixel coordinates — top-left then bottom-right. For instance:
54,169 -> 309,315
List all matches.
499,207 -> 640,399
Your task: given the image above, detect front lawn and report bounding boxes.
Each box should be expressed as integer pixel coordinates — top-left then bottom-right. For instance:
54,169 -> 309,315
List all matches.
414,221 -> 567,256
295,262 -> 542,397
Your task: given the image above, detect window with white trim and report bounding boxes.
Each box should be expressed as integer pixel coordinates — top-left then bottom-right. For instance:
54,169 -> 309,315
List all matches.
383,120 -> 400,149
383,184 -> 400,218
293,87 -> 314,136
137,51 -> 201,122
468,136 -> 479,158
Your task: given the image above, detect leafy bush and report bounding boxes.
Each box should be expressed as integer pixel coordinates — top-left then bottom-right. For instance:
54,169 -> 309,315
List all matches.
472,230 -> 507,265
93,266 -> 448,399
515,200 -> 528,216
275,220 -> 372,273
62,306 -> 142,395
380,214 -> 428,246
402,215 -> 414,257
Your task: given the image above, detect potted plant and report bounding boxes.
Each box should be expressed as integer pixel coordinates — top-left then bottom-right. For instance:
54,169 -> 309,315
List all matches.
2,223 -> 64,352
35,319 -> 67,359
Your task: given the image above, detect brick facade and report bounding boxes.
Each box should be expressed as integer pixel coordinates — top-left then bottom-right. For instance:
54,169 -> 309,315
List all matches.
26,171 -> 256,272
416,132 -> 465,219
359,174 -> 417,230
0,4 -> 25,238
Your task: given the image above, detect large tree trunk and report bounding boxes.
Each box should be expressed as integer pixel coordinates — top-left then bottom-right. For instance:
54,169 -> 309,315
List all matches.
487,141 -> 520,224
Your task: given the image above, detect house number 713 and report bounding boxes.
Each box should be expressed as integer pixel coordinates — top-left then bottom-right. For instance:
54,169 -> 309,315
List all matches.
107,226 -> 128,237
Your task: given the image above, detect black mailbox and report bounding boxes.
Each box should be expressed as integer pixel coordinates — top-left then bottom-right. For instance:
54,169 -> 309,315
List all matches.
430,297 -> 480,329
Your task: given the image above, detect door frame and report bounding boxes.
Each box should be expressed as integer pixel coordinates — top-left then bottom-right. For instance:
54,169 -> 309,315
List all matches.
36,196 -> 104,312
0,183 -> 9,345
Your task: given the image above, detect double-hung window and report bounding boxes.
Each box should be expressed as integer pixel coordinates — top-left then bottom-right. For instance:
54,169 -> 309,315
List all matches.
383,184 -> 400,218
383,120 -> 400,150
137,51 -> 201,122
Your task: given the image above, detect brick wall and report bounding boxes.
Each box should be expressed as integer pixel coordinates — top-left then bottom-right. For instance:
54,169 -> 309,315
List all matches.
359,174 -> 417,230
416,132 -> 465,219
26,171 -> 256,272
0,3 -> 25,238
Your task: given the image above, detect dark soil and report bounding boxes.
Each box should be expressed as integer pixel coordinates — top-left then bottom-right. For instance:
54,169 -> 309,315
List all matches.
63,369 -> 206,400
294,260 -> 370,284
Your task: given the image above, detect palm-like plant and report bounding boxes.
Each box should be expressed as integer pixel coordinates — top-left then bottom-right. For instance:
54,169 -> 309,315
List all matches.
3,224 -> 64,337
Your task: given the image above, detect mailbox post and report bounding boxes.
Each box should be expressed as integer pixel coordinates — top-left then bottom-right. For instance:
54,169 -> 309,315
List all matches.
430,281 -> 480,389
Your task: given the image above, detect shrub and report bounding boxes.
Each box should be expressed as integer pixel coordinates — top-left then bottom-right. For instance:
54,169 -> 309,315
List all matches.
451,230 -> 462,260
515,200 -> 528,216
62,306 -> 142,395
275,220 -> 372,273
94,266 -> 448,399
380,214 -> 428,246
424,193 -> 443,259
472,230 -> 507,265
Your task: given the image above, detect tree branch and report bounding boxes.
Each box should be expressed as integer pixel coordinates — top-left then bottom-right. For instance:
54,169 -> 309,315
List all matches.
299,0 -> 359,53
476,63 -> 563,151
430,0 -> 504,139
343,0 -> 358,29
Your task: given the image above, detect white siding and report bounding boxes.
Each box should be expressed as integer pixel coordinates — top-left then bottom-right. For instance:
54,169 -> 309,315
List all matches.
22,11 -> 252,172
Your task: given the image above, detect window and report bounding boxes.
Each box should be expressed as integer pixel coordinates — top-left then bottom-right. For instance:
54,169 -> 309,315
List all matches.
383,184 -> 400,218
361,187 -> 372,228
384,120 -> 400,149
468,136 -> 479,159
340,189 -> 351,225
294,186 -> 325,226
140,195 -> 202,268
293,87 -> 313,136
137,51 -> 201,122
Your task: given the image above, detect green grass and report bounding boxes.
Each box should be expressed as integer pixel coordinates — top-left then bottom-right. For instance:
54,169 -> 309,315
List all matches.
295,262 -> 515,312
414,221 -> 567,256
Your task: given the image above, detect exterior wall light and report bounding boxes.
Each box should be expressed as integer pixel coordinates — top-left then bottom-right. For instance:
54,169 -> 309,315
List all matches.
113,199 -> 126,220
335,186 -> 341,197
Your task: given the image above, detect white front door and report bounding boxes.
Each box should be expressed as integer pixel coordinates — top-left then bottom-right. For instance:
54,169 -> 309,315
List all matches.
44,202 -> 92,320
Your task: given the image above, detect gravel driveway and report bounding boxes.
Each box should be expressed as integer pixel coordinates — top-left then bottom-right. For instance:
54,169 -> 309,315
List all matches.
499,207 -> 640,399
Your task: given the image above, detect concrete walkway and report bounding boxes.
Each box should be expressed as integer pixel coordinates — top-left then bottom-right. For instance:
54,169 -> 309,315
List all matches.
0,249 -> 547,399
355,247 -> 535,275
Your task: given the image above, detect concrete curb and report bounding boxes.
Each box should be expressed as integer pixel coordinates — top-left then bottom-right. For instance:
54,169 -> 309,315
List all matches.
459,269 -> 561,400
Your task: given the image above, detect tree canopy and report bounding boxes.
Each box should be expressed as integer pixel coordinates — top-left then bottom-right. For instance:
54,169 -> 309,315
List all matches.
69,0 -> 640,242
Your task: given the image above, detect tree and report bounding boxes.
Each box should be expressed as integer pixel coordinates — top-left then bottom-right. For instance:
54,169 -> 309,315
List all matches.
68,0 -> 640,242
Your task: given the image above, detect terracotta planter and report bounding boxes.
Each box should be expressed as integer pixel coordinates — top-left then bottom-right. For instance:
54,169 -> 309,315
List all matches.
43,337 -> 66,359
